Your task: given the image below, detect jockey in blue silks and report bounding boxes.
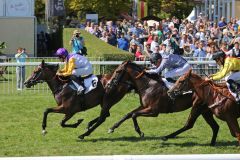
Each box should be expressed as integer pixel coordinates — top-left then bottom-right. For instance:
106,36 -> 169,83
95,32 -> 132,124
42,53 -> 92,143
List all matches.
146,53 -> 191,83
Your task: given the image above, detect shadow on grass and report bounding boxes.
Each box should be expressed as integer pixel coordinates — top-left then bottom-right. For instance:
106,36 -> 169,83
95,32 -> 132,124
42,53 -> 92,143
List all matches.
77,135 -> 196,143
160,140 -> 238,147
77,136 -> 238,146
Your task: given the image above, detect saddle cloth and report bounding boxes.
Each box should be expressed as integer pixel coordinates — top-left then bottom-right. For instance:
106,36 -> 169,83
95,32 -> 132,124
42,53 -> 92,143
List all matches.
69,75 -> 98,94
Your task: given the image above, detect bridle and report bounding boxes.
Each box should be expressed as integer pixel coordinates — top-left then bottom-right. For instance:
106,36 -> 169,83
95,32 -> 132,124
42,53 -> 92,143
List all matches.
107,61 -> 144,91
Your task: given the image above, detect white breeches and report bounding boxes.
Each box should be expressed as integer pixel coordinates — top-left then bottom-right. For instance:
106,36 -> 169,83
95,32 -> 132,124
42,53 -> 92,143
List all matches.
164,63 -> 191,78
225,71 -> 240,101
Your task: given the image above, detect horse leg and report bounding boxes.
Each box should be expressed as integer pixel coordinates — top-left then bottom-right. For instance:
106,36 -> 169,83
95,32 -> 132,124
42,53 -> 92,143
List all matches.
60,113 -> 84,128
225,116 -> 240,146
78,108 -> 110,139
201,110 -> 219,146
108,106 -> 143,134
131,107 -> 158,138
162,105 -> 203,141
86,117 -> 99,130
42,105 -> 65,135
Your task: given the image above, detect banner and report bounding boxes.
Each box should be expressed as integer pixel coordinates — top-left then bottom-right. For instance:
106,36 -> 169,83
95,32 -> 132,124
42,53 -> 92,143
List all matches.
137,1 -> 148,19
48,0 -> 65,17
6,0 -> 34,17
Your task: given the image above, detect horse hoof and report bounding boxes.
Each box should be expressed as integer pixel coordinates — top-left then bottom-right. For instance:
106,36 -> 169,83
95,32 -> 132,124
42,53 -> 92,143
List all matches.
78,135 -> 85,140
42,130 -> 47,136
161,136 -> 168,141
140,132 -> 144,138
108,128 -> 114,134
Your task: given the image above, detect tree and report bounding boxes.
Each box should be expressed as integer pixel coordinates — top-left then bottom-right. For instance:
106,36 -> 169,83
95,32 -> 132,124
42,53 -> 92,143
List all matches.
35,0 -> 45,23
65,0 -> 131,20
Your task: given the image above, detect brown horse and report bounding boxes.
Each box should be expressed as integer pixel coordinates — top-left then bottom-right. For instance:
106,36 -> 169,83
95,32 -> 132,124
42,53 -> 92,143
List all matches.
168,69 -> 240,145
24,60 -> 132,136
90,61 -> 219,145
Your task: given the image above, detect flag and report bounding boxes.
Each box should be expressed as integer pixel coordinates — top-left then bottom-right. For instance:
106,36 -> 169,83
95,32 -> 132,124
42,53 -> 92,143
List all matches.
47,0 -> 65,17
137,1 -> 148,19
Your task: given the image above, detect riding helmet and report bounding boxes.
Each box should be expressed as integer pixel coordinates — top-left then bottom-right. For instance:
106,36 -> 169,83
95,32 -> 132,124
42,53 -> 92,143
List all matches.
55,48 -> 69,57
212,51 -> 225,60
150,53 -> 162,63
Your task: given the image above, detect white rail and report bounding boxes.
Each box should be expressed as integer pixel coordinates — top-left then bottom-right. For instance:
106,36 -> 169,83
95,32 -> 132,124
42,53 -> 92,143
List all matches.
0,60 -> 218,94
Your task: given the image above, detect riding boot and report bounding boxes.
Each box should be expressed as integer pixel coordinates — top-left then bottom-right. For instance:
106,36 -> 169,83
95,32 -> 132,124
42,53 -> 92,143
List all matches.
227,79 -> 240,104
70,75 -> 85,95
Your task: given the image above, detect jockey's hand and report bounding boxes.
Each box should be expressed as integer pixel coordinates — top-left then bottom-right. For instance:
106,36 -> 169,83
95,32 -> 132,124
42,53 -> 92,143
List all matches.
204,77 -> 211,81
56,72 -> 62,76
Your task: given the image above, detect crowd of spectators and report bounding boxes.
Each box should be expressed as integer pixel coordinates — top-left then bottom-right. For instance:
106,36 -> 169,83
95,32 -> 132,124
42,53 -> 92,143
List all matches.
84,15 -> 240,62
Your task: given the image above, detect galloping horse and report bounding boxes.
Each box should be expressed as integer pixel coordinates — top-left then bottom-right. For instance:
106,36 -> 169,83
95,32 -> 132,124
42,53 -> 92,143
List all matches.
85,61 -> 219,145
168,69 -> 240,145
24,60 -> 132,136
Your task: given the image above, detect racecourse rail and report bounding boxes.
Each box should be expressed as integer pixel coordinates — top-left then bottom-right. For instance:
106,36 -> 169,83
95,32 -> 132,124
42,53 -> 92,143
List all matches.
0,58 -> 219,94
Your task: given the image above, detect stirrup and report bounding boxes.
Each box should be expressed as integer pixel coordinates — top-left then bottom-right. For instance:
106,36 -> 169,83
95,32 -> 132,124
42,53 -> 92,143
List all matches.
77,85 -> 85,95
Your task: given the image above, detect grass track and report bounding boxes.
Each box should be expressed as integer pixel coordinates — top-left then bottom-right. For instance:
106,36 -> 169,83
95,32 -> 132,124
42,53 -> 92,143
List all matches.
0,92 -> 240,156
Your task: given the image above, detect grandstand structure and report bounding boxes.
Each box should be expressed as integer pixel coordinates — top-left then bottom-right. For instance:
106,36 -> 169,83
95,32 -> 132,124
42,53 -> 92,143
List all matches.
194,0 -> 239,22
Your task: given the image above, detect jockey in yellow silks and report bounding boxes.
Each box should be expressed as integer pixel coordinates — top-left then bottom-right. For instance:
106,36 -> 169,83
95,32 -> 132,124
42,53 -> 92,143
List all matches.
55,48 -> 93,95
208,51 -> 240,103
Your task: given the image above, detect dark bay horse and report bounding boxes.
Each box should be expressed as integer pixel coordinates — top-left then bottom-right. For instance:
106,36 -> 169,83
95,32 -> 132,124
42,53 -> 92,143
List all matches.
90,61 -> 219,145
24,60 -> 131,136
168,69 -> 240,145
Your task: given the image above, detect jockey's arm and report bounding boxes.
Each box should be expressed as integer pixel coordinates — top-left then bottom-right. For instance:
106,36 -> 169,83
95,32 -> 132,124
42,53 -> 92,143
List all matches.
58,58 -> 76,77
146,58 -> 167,74
225,49 -> 233,56
211,60 -> 231,80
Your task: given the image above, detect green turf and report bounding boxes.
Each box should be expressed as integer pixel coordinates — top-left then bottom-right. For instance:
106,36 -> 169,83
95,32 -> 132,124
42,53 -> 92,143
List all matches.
0,92 -> 239,156
63,28 -> 129,57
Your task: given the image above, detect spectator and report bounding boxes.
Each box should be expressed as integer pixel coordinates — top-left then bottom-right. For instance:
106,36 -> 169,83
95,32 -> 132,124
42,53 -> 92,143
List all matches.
135,45 -> 145,61
107,28 -> 117,46
69,29 -> 86,56
193,41 -> 206,61
218,17 -> 227,30
225,41 -> 240,57
129,42 -> 137,55
150,35 -> 159,52
117,33 -> 129,51
15,47 -> 28,90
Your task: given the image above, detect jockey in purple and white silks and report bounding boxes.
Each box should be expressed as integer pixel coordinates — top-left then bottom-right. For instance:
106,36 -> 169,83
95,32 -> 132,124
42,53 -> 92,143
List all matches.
55,48 -> 93,95
146,53 -> 191,83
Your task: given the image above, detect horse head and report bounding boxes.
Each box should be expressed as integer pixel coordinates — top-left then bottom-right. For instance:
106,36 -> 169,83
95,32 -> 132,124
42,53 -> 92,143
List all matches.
24,60 -> 59,88
168,69 -> 195,100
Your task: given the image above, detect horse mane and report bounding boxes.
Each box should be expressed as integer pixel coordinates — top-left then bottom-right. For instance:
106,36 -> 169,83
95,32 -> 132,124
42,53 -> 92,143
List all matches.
126,61 -> 163,83
43,63 -> 59,72
190,72 -> 233,99
190,72 -> 227,89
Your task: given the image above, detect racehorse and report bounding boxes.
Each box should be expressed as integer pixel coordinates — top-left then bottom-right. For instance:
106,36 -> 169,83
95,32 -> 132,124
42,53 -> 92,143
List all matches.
24,60 -> 132,136
80,61 -> 220,145
168,69 -> 240,145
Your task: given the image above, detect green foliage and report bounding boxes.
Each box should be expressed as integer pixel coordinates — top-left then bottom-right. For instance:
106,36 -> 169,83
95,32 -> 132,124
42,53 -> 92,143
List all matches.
147,0 -> 194,19
35,0 -> 45,23
0,41 -> 6,54
65,0 -> 131,20
0,93 -> 240,156
102,53 -> 135,73
34,0 -> 195,23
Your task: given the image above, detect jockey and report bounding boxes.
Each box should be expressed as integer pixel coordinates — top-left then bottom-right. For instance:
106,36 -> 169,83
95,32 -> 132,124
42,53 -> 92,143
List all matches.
208,51 -> 240,103
146,53 -> 191,83
55,48 -> 93,95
